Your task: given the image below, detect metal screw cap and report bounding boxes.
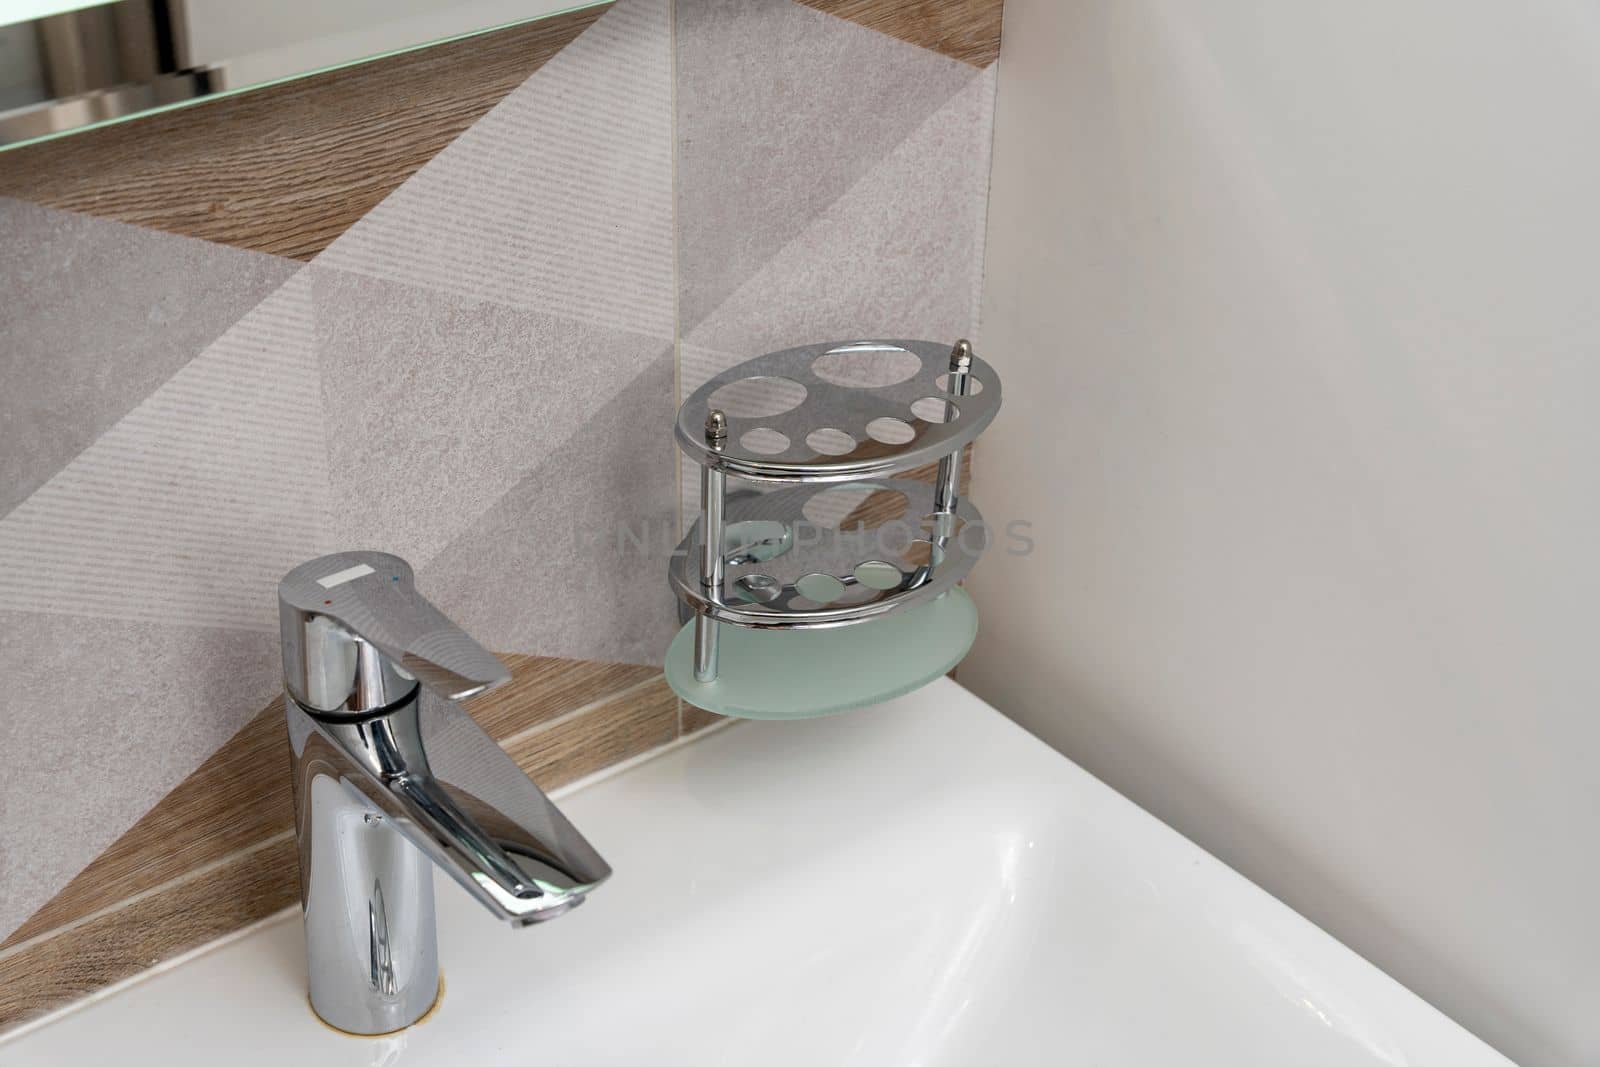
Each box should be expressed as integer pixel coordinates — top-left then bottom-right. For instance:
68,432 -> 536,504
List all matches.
949,338 -> 973,371
705,409 -> 729,441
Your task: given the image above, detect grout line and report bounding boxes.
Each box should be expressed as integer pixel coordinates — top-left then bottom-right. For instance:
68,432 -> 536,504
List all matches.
495,672 -> 666,751
0,712 -> 737,1044
547,710 -> 737,800
4,0 -> 696,1039
971,62 -> 1001,345
668,0 -> 684,541
0,905 -> 300,1046
1,672 -> 666,970
0,830 -> 294,965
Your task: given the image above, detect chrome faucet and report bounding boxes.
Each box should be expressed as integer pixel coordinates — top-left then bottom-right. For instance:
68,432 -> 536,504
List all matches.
278,551 -> 611,1035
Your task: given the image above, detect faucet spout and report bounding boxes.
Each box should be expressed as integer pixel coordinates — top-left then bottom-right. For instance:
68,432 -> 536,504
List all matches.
279,552 -> 611,1035
290,689 -> 611,924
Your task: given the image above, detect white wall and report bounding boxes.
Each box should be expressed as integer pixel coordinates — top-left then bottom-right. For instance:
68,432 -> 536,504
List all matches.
963,3 -> 1600,1065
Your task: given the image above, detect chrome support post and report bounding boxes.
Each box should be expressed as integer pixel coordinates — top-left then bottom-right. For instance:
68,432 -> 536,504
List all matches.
934,339 -> 973,514
694,410 -> 728,682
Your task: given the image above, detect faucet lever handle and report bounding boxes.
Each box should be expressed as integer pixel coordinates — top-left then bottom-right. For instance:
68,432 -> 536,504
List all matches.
279,551 -> 511,714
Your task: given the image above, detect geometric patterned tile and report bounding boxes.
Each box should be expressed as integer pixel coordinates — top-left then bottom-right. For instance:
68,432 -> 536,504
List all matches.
678,67 -> 996,520
310,267 -> 674,571
797,0 -> 1004,67
421,349 -> 680,666
0,272 -> 323,631
675,0 -> 977,335
316,0 -> 675,340
0,612 -> 279,941
0,0 -> 1002,1018
0,199 -> 300,518
0,10 -> 608,261
683,65 -> 995,373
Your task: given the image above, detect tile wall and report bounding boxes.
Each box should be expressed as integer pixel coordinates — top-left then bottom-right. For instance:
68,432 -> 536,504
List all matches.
0,0 -> 1000,1031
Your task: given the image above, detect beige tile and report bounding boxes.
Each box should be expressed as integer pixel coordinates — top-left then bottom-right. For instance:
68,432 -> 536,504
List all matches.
0,673 -> 679,1033
675,0 -> 979,336
679,698 -> 727,735
0,835 -> 299,1034
0,614 -> 280,946
504,677 -> 678,789
470,656 -> 661,742
2,654 -> 657,953
311,267 -> 673,588
1,695 -> 288,951
0,273 -> 325,634
317,0 -> 674,338
0,200 -> 298,518
679,69 -> 996,382
798,0 -> 1004,67
0,8 -> 608,260
419,353 -> 680,666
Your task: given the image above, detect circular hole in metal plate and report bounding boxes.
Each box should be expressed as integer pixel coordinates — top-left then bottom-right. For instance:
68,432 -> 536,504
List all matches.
805,427 -> 856,456
902,539 -> 946,569
934,372 -> 984,395
707,376 -> 807,418
909,396 -> 959,424
865,417 -> 915,445
795,572 -> 846,604
854,560 -> 904,590
801,485 -> 909,531
725,520 -> 793,565
811,343 -> 923,388
739,427 -> 790,455
732,573 -> 783,604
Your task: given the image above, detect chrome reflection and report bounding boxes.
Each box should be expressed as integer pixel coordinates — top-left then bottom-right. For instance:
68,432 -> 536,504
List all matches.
282,551 -> 611,1035
0,0 -> 602,149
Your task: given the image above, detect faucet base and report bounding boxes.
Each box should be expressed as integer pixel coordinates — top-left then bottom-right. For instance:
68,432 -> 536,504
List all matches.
311,977 -> 444,1038
279,552 -> 612,1039
299,763 -> 440,1035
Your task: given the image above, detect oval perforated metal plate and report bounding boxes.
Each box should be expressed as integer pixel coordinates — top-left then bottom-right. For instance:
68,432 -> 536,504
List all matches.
670,477 -> 987,629
676,339 -> 1001,483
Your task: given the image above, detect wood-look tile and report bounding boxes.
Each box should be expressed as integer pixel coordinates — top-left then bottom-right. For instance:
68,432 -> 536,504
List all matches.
0,697 -> 291,951
469,656 -> 660,743
798,0 -> 1004,67
0,835 -> 300,1034
1,655 -> 654,953
0,663 -> 681,1034
503,677 -> 679,790
0,674 -> 685,1033
0,6 -> 608,260
680,699 -> 727,735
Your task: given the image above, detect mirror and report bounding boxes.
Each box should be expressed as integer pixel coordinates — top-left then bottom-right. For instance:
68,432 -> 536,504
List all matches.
0,0 -> 600,149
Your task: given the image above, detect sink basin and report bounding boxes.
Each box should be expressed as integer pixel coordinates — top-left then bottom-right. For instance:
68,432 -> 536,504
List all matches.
1,679 -> 1510,1066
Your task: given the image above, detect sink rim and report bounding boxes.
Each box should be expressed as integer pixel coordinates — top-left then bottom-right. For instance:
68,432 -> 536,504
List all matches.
0,679 -> 1514,1067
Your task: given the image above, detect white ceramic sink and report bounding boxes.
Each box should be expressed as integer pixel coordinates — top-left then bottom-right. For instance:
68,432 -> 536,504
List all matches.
1,679 -> 1511,1066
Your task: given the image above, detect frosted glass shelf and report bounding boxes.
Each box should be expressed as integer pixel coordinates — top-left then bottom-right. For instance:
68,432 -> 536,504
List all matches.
670,337 -> 998,713
665,588 -> 978,719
